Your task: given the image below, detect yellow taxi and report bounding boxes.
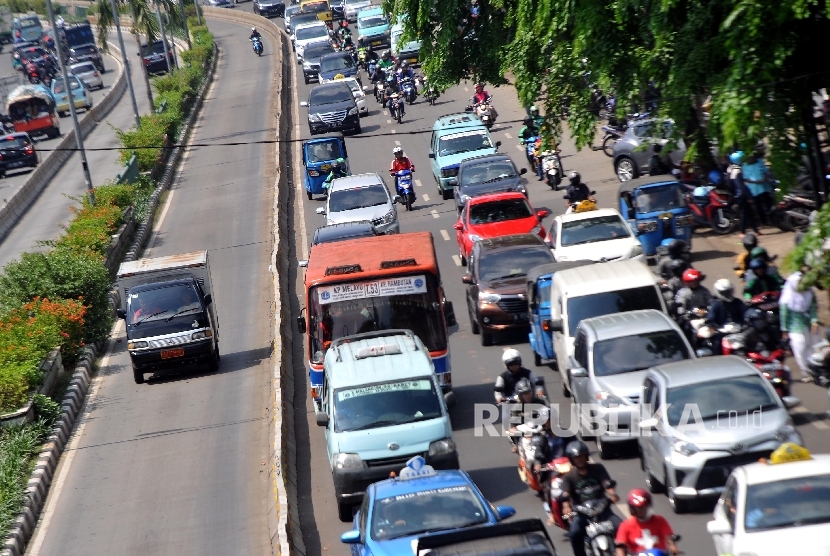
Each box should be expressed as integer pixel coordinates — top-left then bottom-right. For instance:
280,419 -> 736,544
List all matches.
707,443 -> 830,555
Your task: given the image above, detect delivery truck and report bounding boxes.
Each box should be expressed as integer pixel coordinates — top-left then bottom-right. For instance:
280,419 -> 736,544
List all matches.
116,251 -> 220,384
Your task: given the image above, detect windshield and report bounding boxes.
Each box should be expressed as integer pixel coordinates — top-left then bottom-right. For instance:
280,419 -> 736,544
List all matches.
438,130 -> 493,157
744,475 -> 830,532
306,139 -> 343,163
560,215 -> 632,247
479,247 -> 554,282
329,184 -> 387,212
334,378 -> 442,432
359,14 -> 389,28
52,78 -> 83,94
71,45 -> 97,55
309,274 -> 446,360
346,0 -> 368,4
320,55 -> 354,73
460,161 -> 517,187
666,375 -> 779,426
592,330 -> 689,377
20,49 -> 46,61
309,85 -> 353,105
634,184 -> 687,214
567,286 -> 662,335
469,199 -> 533,225
371,485 -> 488,540
296,25 -> 329,41
0,136 -> 31,149
71,63 -> 96,75
19,18 -> 40,28
126,284 -> 206,338
286,5 -> 301,15
304,45 -> 334,60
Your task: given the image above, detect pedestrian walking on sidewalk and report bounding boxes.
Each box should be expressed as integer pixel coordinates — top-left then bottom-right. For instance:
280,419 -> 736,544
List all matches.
780,267 -> 820,383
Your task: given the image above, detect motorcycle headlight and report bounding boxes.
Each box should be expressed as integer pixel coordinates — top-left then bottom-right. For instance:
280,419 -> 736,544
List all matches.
381,209 -> 396,224
428,438 -> 456,457
629,242 -> 644,258
308,113 -> 322,122
478,291 -> 501,304
774,422 -> 800,443
467,233 -> 482,242
671,438 -> 700,457
192,329 -> 213,341
697,325 -> 714,339
332,453 -> 362,469
127,341 -> 148,350
596,391 -> 627,408
383,29 -> 391,36
347,106 -> 358,116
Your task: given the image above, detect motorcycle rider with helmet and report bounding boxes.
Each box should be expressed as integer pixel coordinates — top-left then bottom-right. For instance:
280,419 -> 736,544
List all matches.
674,269 -> 712,314
397,60 -> 415,82
472,83 -> 498,123
739,306 -> 783,354
664,259 -> 687,297
389,147 -> 414,195
322,158 -> 349,193
377,50 -> 395,71
563,171 -> 594,209
529,105 -> 544,128
494,349 -> 545,403
708,278 -> 746,328
743,258 -> 784,300
250,27 -> 262,41
734,233 -> 758,280
742,246 -> 781,284
560,440 -> 622,556
656,239 -> 691,281
506,378 -> 550,451
384,73 -> 405,117
519,115 -> 540,168
614,489 -> 680,556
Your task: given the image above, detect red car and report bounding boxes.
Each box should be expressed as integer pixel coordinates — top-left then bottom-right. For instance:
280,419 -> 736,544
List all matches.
453,192 -> 549,265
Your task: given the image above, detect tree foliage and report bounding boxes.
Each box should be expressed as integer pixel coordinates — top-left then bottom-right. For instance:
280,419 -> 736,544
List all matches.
389,0 -> 830,181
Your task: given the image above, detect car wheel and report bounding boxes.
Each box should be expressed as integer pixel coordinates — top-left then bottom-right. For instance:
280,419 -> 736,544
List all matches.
561,379 -> 571,398
133,366 -> 145,384
596,435 -> 613,460
667,481 -> 689,514
534,352 -> 542,367
642,457 -> 664,494
304,76 -> 309,84
354,123 -> 362,134
468,304 -> 479,334
615,156 -> 637,182
441,187 -> 453,200
338,502 -> 354,522
209,347 -> 220,371
480,330 -> 493,346
307,191 -> 312,200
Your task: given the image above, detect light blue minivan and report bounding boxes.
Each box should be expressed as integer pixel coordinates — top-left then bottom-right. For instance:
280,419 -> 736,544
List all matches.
429,113 -> 501,200
356,6 -> 391,49
314,329 -> 458,521
390,18 -> 421,65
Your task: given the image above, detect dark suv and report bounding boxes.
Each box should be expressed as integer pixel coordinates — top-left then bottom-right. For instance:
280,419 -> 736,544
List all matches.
452,154 -> 528,214
302,82 -> 361,135
302,42 -> 335,84
0,132 -> 39,177
68,43 -> 105,73
140,40 -> 175,75
463,234 -> 555,346
253,0 -> 285,17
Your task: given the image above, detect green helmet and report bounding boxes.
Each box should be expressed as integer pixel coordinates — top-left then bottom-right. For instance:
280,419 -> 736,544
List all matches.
749,246 -> 769,261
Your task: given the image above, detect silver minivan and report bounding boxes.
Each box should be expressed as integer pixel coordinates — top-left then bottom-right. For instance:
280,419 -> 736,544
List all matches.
316,173 -> 400,234
567,310 -> 696,459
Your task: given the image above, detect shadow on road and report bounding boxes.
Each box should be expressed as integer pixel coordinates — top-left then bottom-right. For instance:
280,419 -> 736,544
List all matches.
466,465 -> 529,503
146,343 -> 273,384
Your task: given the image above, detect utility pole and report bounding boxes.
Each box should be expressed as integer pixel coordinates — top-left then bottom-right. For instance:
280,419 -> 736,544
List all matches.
155,3 -> 172,75
166,11 -> 178,70
194,0 -> 202,26
45,0 -> 94,205
180,0 -> 191,49
109,0 -> 141,128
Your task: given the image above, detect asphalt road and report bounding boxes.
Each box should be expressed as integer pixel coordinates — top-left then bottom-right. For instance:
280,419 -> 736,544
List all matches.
0,34 -> 147,270
25,19 -> 274,555
270,14 -> 830,556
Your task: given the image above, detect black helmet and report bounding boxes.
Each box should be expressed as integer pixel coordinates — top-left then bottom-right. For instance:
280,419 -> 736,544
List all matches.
569,171 -> 581,185
331,159 -> 342,170
523,115 -> 532,125
565,440 -> 590,462
515,378 -> 532,395
749,258 -> 767,271
745,307 -> 764,323
742,233 -> 758,252
669,258 -> 686,278
401,61 -> 409,69
667,239 -> 687,259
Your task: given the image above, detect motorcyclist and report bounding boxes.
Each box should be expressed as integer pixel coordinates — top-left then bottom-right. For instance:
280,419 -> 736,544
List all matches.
563,171 -> 594,209
384,74 -> 404,116
664,259 -> 686,297
742,246 -> 782,285
740,307 -> 783,353
656,239 -> 690,281
734,233 -> 757,280
529,105 -> 544,128
708,279 -> 746,327
250,27 -> 262,41
506,378 -> 549,450
674,268 -> 712,314
377,50 -> 395,71
322,158 -> 349,192
743,258 -> 783,300
615,489 -> 679,556
472,82 -> 491,105
494,349 -> 545,403
396,61 -> 415,83
560,440 -> 622,556
519,115 -> 539,167
13,30 -> 24,44
389,147 -> 414,190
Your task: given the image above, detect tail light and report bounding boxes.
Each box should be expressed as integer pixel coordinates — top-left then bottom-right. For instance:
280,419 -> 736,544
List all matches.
25,147 -> 33,155
94,72 -> 99,77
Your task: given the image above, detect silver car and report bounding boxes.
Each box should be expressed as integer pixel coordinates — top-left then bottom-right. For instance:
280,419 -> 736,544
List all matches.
70,62 -> 103,90
344,0 -> 372,22
612,119 -> 687,182
567,310 -> 696,459
284,4 -> 301,33
315,173 -> 400,234
204,0 -> 234,7
638,356 -> 802,514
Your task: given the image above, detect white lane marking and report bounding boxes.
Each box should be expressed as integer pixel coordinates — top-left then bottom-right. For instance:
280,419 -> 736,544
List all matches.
387,119 -> 392,124
793,405 -> 830,430
463,86 -> 469,91
422,194 -> 430,201
27,321 -> 124,554
145,190 -> 174,257
391,129 -> 396,134
452,255 -> 462,266
504,132 -> 512,139
431,209 -> 439,219
394,140 -> 401,145
415,179 -> 422,187
440,229 -> 450,241
515,145 -> 523,152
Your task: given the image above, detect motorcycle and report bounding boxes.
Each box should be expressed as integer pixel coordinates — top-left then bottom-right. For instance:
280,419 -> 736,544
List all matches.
388,92 -> 404,123
394,168 -> 415,210
367,59 -> 377,79
777,190 -> 817,232
507,423 -> 547,493
807,342 -> 830,387
421,76 -> 439,105
465,97 -> 496,127
694,321 -> 742,356
539,150 -> 563,190
399,76 -> 417,104
251,36 -> 263,56
564,497 -> 618,556
599,123 -> 625,157
543,456 -> 572,530
356,47 -> 368,69
687,185 -> 737,235
675,306 -> 709,346
373,80 -> 385,103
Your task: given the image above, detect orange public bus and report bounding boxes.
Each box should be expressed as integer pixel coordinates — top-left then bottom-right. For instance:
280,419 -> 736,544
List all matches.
298,231 -> 455,402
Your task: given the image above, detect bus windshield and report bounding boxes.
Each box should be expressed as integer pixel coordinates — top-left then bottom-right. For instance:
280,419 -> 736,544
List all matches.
309,274 -> 446,363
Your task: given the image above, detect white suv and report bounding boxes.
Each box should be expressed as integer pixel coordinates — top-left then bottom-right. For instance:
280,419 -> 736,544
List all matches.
293,22 -> 331,63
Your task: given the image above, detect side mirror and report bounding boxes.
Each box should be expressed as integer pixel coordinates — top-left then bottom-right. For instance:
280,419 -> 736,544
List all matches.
639,417 -> 658,429
116,308 -> 126,319
548,318 -> 563,332
298,259 -> 309,268
462,274 -> 473,284
316,207 -> 326,215
300,101 -> 308,107
590,190 -> 596,195
569,366 -> 588,379
706,519 -> 732,536
447,177 -> 458,186
782,396 -> 801,409
495,506 -> 516,520
519,168 -> 527,175
203,294 -> 213,306
393,194 -> 402,203
428,152 -> 435,158
444,301 -> 456,326
536,209 -> 549,219
495,140 -> 502,148
340,530 -> 360,544
695,348 -> 712,358
453,222 -> 463,230
297,316 -> 307,333
444,391 -> 457,409
315,411 -> 330,427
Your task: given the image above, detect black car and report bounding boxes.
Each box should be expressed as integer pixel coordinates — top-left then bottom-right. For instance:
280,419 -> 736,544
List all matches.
302,42 -> 335,83
253,0 -> 285,17
331,0 -> 345,20
140,40 -> 175,75
68,43 -> 105,72
0,132 -> 39,177
302,82 -> 361,135
451,154 -> 529,213
311,221 -> 378,246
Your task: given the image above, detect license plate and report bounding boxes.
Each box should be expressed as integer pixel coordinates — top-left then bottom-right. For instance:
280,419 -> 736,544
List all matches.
7,161 -> 23,168
513,313 -> 528,321
408,58 -> 417,63
760,363 -> 781,372
161,348 -> 185,359
371,40 -> 381,46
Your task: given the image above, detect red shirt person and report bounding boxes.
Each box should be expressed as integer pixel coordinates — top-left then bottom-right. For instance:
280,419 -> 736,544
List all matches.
615,489 -> 679,556
389,146 -> 414,174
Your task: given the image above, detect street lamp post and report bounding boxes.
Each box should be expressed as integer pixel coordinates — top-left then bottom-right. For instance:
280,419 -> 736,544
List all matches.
180,0 -> 192,49
194,0 -> 202,26
45,0 -> 95,205
109,0 -> 141,129
155,3 -> 172,75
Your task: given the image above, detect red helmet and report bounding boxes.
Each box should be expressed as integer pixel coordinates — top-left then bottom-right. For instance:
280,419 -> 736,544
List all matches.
682,268 -> 702,282
627,488 -> 653,521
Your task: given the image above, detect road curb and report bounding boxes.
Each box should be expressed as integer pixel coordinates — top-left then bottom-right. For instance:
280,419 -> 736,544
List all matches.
199,8 -> 302,556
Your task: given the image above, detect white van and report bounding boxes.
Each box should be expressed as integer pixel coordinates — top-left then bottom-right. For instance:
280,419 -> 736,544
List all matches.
547,260 -> 667,392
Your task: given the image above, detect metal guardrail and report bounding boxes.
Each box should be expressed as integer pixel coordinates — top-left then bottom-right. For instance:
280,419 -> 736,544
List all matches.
115,152 -> 138,184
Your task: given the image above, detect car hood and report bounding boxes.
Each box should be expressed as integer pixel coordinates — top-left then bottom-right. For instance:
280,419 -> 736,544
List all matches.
360,24 -> 390,35
676,407 -> 789,448
469,218 -> 539,240
334,418 -> 448,459
459,178 -> 522,198
734,525 -> 830,553
309,98 -> 356,113
481,274 -> 526,295
555,237 -> 636,262
328,204 -> 389,224
593,372 -> 651,401
439,148 -> 498,170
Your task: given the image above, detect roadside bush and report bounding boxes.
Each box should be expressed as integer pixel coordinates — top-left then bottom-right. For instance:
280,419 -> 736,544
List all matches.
115,114 -> 172,170
0,419 -> 52,533
55,202 -> 124,256
91,182 -> 135,210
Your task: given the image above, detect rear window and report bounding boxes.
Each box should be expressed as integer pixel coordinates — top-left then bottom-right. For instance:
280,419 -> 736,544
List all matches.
71,45 -> 97,55
329,184 -> 388,212
560,215 -> 631,247
469,199 -> 532,225
0,136 -> 30,149
286,4 -> 300,15
296,25 -> 329,41
478,246 -> 554,282
320,54 -> 354,73
438,129 -> 493,157
460,161 -> 517,187
567,286 -> 662,335
304,45 -> 334,59
52,77 -> 83,94
592,330 -> 689,377
71,63 -> 96,75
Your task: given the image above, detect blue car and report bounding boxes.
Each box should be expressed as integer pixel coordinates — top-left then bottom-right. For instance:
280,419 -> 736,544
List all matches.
341,456 -> 515,556
618,176 -> 693,257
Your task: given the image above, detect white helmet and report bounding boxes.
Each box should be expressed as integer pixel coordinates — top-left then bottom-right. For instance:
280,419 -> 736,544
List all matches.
392,146 -> 403,155
502,348 -> 522,367
251,27 -> 256,32
714,278 -> 734,301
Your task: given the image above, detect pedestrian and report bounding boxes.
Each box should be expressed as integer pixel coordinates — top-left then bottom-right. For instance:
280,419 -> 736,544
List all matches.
742,152 -> 772,226
728,151 -> 760,237
780,267 -> 819,383
648,144 -> 670,175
